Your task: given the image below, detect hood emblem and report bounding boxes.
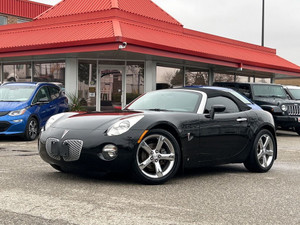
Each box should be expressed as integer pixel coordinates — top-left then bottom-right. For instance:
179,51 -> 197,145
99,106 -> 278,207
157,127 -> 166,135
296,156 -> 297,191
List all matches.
61,130 -> 69,139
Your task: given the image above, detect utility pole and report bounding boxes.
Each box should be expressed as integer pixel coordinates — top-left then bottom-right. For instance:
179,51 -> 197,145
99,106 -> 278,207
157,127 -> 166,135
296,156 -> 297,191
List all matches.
262,0 -> 265,46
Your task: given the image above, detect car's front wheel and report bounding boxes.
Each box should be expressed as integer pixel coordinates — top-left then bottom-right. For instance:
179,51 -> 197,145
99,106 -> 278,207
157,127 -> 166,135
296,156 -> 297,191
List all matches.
244,129 -> 276,172
132,129 -> 181,184
24,117 -> 39,141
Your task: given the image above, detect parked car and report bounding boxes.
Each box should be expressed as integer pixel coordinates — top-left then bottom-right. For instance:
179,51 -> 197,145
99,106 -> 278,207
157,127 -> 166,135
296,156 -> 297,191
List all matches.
185,85 -> 262,110
214,82 -> 300,135
284,85 -> 300,100
39,87 -> 276,184
0,82 -> 69,140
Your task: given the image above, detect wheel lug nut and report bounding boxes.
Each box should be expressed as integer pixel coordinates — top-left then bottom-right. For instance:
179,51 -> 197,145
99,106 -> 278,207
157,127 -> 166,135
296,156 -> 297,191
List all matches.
158,155 -> 161,158
156,150 -> 158,153
155,159 -> 158,162
150,157 -> 153,160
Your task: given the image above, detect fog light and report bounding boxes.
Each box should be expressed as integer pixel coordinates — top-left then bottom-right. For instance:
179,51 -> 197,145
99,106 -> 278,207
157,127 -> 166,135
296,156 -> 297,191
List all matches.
13,119 -> 23,123
98,144 -> 118,161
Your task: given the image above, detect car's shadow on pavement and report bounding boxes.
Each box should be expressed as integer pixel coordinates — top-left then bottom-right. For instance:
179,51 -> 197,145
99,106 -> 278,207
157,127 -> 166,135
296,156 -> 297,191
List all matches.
0,135 -> 26,142
40,164 -> 248,186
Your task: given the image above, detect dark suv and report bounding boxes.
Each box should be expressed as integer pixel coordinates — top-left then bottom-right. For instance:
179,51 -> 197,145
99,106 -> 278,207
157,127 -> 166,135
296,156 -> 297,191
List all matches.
214,82 -> 300,135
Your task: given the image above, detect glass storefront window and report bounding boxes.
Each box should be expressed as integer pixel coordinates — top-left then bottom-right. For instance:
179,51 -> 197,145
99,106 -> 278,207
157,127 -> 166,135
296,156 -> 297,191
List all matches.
33,62 -> 65,85
3,63 -> 32,82
156,66 -> 184,89
78,60 -> 97,111
255,78 -> 271,83
213,73 -> 235,82
126,62 -> 144,104
185,68 -> 208,86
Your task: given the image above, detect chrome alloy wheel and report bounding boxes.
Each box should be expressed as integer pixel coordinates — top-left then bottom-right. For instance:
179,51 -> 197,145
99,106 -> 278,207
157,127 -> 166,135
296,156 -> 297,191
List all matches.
136,134 -> 175,179
256,134 -> 274,168
28,118 -> 38,140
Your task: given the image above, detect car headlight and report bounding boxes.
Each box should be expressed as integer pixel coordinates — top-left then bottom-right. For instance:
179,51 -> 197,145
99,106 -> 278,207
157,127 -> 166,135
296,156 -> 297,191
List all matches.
44,113 -> 65,130
107,115 -> 144,136
9,108 -> 27,116
281,104 -> 288,112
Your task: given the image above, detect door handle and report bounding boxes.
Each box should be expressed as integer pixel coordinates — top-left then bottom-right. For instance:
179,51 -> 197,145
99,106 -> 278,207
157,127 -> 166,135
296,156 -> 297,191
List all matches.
236,118 -> 247,122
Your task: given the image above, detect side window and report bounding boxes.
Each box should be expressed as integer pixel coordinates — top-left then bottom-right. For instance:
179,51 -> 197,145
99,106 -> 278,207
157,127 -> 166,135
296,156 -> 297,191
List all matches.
205,96 -> 239,113
33,87 -> 50,104
48,86 -> 60,100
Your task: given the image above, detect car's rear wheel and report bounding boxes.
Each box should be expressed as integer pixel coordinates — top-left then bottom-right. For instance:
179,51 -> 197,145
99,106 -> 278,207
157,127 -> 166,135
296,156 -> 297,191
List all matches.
132,129 -> 181,184
295,127 -> 300,136
24,117 -> 39,141
244,129 -> 276,172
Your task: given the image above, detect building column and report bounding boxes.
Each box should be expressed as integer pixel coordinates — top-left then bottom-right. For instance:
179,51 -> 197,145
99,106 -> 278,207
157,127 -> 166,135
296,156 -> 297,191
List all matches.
270,75 -> 275,83
208,68 -> 214,86
145,60 -> 156,92
65,58 -> 78,97
0,63 -> 2,83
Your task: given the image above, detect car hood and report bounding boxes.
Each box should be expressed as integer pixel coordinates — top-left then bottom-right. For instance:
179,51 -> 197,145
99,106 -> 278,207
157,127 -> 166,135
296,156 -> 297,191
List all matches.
0,101 -> 28,111
253,97 -> 298,106
52,111 -> 143,130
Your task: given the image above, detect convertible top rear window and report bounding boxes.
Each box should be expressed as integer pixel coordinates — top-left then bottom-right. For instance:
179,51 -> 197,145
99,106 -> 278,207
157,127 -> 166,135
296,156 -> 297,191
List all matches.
127,90 -> 202,113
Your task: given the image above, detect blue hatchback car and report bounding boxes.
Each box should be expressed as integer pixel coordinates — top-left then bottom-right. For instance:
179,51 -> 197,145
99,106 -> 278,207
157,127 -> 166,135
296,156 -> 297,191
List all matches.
0,82 -> 69,140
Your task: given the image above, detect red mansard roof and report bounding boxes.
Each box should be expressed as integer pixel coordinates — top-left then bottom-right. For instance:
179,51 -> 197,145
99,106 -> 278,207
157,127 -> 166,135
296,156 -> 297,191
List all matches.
0,0 -> 299,76
0,0 -> 51,19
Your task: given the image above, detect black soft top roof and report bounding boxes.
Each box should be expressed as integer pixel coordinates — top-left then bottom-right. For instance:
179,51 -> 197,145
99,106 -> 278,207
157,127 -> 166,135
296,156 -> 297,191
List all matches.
180,87 -> 251,111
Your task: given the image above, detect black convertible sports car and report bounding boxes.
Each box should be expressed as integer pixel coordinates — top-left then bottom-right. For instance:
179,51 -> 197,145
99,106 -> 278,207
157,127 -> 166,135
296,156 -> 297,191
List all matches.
39,87 -> 277,184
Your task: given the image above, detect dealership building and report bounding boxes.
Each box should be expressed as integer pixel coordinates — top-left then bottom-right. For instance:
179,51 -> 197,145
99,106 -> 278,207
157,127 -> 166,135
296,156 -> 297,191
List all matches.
1,0 -> 300,111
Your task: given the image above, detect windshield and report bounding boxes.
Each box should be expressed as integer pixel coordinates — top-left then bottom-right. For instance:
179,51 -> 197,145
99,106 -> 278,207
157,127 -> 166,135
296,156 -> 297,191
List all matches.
252,85 -> 287,98
288,88 -> 300,100
0,85 -> 35,102
126,90 -> 202,113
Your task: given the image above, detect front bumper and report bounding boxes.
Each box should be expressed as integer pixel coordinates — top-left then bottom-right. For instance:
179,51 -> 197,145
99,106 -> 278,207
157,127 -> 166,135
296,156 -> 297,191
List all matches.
0,114 -> 29,135
274,115 -> 300,128
38,127 -> 144,173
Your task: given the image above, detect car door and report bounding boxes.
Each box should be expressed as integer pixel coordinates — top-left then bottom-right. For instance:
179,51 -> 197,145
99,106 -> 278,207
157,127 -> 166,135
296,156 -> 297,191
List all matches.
32,86 -> 54,127
197,96 -> 251,163
47,85 -> 63,114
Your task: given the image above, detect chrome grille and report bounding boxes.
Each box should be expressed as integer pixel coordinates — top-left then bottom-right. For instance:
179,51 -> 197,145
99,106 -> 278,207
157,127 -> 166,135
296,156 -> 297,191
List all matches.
45,138 -> 83,161
62,140 -> 83,162
287,104 -> 300,116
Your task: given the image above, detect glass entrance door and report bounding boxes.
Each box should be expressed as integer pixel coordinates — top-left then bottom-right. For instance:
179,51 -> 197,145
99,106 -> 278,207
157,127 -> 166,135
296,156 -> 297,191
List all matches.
98,68 -> 124,111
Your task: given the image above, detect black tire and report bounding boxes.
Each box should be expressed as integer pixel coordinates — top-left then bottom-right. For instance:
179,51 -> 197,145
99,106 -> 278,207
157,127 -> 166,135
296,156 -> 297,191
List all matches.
50,164 -> 65,172
295,127 -> 300,136
23,117 -> 39,141
244,129 -> 276,172
132,129 -> 181,185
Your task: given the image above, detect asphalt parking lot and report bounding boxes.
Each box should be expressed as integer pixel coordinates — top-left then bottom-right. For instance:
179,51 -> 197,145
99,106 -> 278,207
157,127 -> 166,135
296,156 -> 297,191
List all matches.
0,131 -> 299,225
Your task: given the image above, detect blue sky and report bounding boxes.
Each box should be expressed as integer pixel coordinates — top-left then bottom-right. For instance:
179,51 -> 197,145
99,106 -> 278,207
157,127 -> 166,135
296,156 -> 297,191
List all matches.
33,0 -> 300,66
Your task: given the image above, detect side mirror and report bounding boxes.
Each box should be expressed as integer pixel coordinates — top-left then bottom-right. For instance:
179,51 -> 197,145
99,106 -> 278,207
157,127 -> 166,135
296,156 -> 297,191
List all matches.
208,105 -> 226,119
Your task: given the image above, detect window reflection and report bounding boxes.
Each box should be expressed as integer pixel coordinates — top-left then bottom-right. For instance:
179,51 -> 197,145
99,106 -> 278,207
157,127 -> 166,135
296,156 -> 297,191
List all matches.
185,68 -> 208,86
3,64 -> 32,82
126,62 -> 144,104
78,60 -> 97,111
156,66 -> 183,89
33,62 -> 65,85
